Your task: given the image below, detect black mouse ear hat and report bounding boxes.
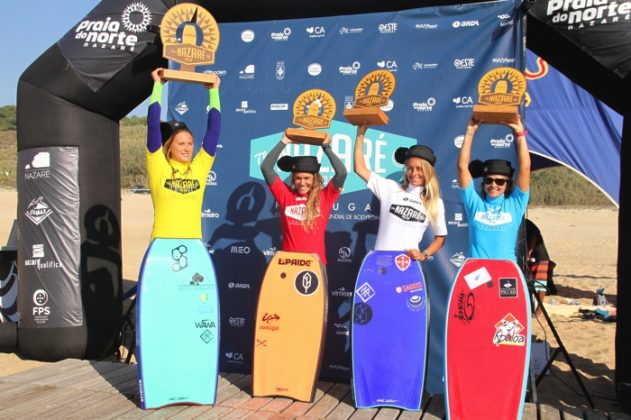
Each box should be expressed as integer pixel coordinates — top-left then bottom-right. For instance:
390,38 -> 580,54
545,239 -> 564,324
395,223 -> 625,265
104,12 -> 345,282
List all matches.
277,156 -> 320,173
394,145 -> 437,166
468,159 -> 514,178
160,120 -> 190,144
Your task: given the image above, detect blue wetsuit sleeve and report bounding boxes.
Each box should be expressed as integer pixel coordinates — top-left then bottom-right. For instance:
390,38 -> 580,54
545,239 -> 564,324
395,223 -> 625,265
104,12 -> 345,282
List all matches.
147,82 -> 163,153
202,88 -> 221,156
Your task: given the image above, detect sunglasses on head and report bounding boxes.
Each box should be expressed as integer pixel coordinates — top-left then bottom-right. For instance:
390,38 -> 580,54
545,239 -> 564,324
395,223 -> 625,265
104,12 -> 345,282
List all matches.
484,177 -> 508,186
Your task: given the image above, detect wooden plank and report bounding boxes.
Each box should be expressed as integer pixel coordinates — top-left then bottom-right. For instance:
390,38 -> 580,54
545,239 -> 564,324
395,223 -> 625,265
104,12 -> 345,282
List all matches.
42,389 -> 101,418
0,382 -> 48,409
375,407 -> 401,419
0,358 -> 86,384
349,407 -> 379,420
562,407 -> 587,420
540,404 -> 562,420
163,404 -> 218,420
274,381 -> 335,418
326,388 -> 357,420
0,385 -> 81,418
303,382 -> 351,418
192,405 -> 237,419
397,409 -> 422,420
421,393 -> 445,420
523,402 -> 538,420
81,363 -> 136,392
258,397 -> 294,413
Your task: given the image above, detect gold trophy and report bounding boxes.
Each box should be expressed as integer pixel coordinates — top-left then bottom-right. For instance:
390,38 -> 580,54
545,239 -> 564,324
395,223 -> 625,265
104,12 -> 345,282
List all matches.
472,67 -> 527,124
343,69 -> 396,126
159,3 -> 220,85
286,89 -> 337,145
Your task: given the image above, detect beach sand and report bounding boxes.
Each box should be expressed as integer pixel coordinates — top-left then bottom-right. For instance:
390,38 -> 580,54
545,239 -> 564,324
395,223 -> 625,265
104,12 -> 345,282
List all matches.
0,190 -> 622,414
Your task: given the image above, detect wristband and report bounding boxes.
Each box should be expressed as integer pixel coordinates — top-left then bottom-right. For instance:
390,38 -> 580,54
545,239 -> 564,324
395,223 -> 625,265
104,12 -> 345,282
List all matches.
515,129 -> 527,137
322,143 -> 331,151
421,250 -> 429,258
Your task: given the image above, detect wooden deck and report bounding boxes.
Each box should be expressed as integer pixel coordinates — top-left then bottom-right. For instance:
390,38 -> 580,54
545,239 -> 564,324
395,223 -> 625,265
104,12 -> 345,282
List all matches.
0,358 -> 629,419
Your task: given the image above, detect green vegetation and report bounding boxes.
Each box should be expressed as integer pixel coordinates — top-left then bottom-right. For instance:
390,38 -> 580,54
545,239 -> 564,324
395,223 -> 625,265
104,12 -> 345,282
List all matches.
0,116 -> 617,207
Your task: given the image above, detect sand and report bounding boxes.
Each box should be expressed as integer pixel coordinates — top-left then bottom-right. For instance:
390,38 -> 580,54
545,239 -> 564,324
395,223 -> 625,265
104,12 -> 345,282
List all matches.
0,190 -> 623,414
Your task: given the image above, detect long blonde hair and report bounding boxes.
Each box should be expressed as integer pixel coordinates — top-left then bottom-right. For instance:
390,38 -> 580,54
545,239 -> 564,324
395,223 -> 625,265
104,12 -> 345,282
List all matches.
163,135 -> 192,178
401,159 -> 441,226
292,172 -> 324,231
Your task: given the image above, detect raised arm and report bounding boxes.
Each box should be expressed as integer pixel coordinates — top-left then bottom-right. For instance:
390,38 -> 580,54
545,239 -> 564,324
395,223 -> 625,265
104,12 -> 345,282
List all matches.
147,68 -> 166,153
506,116 -> 530,191
201,77 -> 222,157
322,133 -> 347,191
261,133 -> 290,185
457,116 -> 479,188
353,123 -> 371,182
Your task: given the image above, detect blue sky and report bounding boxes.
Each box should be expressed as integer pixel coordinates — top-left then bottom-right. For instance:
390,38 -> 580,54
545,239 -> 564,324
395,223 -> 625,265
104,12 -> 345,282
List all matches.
1,0 -> 147,116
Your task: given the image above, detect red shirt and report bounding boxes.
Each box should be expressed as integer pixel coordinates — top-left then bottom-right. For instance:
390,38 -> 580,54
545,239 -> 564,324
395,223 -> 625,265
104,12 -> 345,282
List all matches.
269,177 -> 341,265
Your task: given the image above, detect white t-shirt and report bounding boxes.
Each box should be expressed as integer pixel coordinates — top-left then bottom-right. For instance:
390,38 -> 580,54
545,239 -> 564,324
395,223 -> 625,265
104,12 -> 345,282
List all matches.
367,172 -> 448,251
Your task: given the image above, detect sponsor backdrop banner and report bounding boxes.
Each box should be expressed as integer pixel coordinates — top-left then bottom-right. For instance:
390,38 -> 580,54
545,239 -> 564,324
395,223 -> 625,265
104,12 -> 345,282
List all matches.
168,0 -> 524,392
17,147 -> 81,329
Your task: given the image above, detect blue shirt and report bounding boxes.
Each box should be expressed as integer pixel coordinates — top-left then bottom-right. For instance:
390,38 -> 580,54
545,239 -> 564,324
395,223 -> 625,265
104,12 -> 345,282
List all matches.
460,181 -> 529,262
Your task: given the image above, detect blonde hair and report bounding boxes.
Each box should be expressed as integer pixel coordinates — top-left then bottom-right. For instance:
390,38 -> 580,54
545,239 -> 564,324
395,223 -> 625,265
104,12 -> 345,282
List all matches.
292,172 -> 324,231
163,135 -> 192,178
401,159 -> 442,226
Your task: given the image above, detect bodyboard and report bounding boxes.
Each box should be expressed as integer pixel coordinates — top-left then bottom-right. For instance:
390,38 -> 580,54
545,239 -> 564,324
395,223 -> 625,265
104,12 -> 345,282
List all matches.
136,238 -> 220,409
445,258 -> 531,419
252,251 -> 327,402
351,250 -> 429,410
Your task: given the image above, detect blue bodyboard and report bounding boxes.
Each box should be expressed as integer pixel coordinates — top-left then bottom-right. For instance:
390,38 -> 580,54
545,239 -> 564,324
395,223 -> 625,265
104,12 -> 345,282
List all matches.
136,238 -> 220,409
351,250 -> 429,410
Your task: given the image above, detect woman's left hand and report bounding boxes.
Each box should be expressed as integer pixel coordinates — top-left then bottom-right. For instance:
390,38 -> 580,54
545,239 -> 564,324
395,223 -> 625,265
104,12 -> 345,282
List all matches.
407,249 -> 426,261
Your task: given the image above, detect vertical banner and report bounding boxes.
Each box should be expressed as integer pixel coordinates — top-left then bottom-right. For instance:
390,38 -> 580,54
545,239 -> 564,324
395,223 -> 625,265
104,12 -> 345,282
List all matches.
169,0 -> 524,390
17,147 -> 81,328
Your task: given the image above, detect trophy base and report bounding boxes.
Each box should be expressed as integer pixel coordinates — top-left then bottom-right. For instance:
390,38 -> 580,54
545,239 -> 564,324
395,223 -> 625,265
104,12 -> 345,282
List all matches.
343,107 -> 389,126
286,128 -> 327,145
472,104 -> 519,124
162,69 -> 219,85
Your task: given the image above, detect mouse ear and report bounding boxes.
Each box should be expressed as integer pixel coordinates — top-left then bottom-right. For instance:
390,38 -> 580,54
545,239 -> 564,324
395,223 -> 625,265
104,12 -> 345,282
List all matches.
277,155 -> 294,172
394,147 -> 408,164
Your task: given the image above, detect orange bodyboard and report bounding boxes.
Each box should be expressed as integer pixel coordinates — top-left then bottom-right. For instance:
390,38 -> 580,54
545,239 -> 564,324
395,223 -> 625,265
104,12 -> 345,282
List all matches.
252,251 -> 327,402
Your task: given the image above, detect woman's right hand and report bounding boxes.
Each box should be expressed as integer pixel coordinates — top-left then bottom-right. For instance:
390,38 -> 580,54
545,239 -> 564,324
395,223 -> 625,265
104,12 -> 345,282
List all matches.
357,123 -> 368,138
466,115 -> 481,137
151,68 -> 165,83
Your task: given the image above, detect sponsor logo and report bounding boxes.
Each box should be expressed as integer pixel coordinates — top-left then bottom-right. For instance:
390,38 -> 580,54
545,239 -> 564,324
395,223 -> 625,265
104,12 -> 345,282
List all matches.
225,352 -> 244,363
448,212 -> 468,228
206,171 -> 217,186
259,312 -> 280,331
228,282 -> 250,290
278,258 -> 311,267
452,96 -> 474,109
236,100 -> 256,114
270,103 -> 289,111
377,60 -> 398,71
308,63 -> 322,76
389,204 -> 427,222
354,302 -> 373,325
263,247 -> 277,257
24,152 -> 51,180
337,247 -> 352,263
171,245 -> 188,272
276,61 -> 285,80
239,64 -> 255,80
339,26 -> 364,35
493,57 -> 516,64
395,254 -> 411,271
331,287 -> 353,298
228,317 -> 246,327
164,179 -> 200,194
412,62 -> 438,70
464,266 -> 492,290
454,289 -> 475,323
174,101 -> 189,115
415,23 -> 438,29
294,270 -> 319,296
412,97 -> 436,112
452,20 -> 480,28
328,364 -> 351,372
454,134 -> 465,149
339,61 -> 361,76
194,319 -> 216,329
25,197 -> 53,225
546,0 -> 631,30
356,282 -> 376,303
334,322 -> 350,336
454,58 -> 475,70
25,244 -> 63,270
490,134 -> 515,149
493,313 -> 526,346
378,22 -> 398,33
270,27 -> 292,41
450,252 -> 466,267
202,209 -> 220,219
396,281 -> 423,293
408,294 -> 426,311
241,29 -> 255,42
499,278 -> 518,298
229,246 -> 250,255
32,289 -> 51,319
306,26 -> 326,38
200,329 -> 214,344
474,207 -> 514,226
74,2 -> 151,51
